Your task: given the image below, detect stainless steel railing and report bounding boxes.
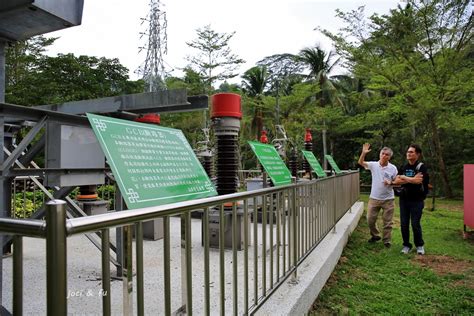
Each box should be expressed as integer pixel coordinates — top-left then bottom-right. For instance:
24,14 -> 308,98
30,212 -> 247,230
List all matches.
0,171 -> 359,315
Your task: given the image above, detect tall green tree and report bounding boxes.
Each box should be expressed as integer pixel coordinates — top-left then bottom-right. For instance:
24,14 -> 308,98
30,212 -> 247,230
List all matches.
5,36 -> 56,102
257,53 -> 305,95
321,0 -> 474,196
241,66 -> 270,139
297,46 -> 342,108
6,37 -> 143,106
185,24 -> 245,90
11,53 -> 142,105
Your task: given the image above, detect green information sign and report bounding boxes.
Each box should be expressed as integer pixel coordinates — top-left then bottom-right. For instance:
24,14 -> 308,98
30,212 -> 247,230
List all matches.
302,150 -> 326,178
87,113 -> 217,209
248,141 -> 292,186
325,154 -> 342,174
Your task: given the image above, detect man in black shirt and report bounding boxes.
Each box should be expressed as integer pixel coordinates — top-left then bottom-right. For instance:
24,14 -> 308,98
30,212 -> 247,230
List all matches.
390,144 -> 429,255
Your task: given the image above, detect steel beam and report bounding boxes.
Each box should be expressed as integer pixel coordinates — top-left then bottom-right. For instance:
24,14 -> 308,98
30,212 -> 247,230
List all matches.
0,103 -> 88,126
34,90 -> 208,115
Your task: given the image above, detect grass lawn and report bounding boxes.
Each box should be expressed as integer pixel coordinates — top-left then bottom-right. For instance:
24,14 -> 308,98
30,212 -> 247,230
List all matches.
309,194 -> 474,315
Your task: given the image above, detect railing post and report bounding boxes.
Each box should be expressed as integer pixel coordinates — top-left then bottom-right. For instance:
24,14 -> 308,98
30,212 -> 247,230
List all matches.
46,199 -> 67,316
180,212 -> 192,314
13,236 -> 23,315
122,225 -> 133,315
332,176 -> 337,233
291,182 -> 298,281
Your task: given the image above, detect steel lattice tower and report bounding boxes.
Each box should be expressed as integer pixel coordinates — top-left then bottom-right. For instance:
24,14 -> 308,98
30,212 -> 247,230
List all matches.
137,0 -> 168,92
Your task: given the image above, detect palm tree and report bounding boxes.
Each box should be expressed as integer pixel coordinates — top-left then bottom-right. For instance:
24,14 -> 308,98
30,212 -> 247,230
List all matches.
241,66 -> 269,139
297,46 -> 341,108
296,46 -> 343,167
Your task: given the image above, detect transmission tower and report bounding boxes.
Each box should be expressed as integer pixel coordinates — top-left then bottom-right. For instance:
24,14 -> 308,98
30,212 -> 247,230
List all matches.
136,0 -> 168,92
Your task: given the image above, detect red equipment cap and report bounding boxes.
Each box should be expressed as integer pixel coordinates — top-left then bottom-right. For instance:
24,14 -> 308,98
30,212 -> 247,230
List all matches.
210,93 -> 242,119
260,130 -> 268,144
135,113 -> 161,125
305,128 -> 312,142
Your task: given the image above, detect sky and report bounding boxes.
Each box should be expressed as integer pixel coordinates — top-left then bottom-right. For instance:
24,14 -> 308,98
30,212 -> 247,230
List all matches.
45,0 -> 402,83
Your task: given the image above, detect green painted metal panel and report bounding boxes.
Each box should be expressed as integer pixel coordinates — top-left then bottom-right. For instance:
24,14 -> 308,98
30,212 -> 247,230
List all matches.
301,150 -> 326,178
324,154 -> 342,174
87,113 -> 217,209
248,141 -> 292,186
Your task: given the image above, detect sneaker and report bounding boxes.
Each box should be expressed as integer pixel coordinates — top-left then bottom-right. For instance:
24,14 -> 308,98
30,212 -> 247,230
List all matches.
368,236 -> 381,243
384,242 -> 392,248
416,246 -> 425,255
401,246 -> 411,254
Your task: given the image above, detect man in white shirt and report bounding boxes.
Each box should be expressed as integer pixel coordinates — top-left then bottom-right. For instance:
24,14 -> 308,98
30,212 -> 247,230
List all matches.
358,143 -> 398,247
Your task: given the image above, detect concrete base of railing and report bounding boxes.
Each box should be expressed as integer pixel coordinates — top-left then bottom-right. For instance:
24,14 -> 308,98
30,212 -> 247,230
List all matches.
256,201 -> 364,315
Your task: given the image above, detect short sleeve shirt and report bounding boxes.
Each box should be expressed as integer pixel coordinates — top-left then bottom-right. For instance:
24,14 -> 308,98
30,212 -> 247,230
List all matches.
366,161 -> 398,200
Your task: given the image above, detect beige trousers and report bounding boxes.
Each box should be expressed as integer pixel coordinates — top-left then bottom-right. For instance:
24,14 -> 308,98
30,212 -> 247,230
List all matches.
367,198 -> 395,243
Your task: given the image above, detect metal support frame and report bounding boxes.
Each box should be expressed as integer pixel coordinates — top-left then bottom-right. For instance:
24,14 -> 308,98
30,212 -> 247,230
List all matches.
2,116 -> 47,175
34,91 -> 208,115
0,89 -> 208,312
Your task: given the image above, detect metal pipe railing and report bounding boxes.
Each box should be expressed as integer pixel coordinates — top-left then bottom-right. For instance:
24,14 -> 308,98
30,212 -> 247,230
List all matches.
0,171 -> 359,315
45,199 -> 68,315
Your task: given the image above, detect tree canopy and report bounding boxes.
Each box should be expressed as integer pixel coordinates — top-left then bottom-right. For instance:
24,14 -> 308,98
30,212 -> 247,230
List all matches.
185,24 -> 245,91
4,1 -> 472,197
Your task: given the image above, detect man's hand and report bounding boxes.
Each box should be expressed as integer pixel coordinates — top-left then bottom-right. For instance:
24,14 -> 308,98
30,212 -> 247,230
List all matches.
412,172 -> 423,184
358,143 -> 371,168
362,143 -> 371,155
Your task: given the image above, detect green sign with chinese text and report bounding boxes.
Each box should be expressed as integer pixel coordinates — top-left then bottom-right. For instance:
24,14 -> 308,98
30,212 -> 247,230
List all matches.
87,113 -> 217,209
248,141 -> 292,186
325,154 -> 342,174
302,150 -> 326,178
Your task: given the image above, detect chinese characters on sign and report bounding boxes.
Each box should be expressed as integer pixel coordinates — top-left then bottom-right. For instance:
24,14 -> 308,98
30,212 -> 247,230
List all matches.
248,141 -> 292,186
302,150 -> 327,178
87,113 -> 217,209
325,154 -> 342,175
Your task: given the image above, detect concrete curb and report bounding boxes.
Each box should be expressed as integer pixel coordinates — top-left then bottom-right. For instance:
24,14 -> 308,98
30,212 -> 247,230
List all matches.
256,201 -> 364,315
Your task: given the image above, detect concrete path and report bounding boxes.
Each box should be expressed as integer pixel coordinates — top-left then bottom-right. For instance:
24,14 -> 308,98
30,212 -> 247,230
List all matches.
2,202 -> 363,315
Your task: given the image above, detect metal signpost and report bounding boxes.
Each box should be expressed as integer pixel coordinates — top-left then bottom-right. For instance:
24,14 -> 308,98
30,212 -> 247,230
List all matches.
325,154 -> 342,175
302,150 -> 327,178
87,113 -> 217,209
248,141 -> 292,186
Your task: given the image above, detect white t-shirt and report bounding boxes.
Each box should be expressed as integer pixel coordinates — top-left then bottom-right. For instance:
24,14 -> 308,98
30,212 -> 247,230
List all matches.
366,161 -> 398,200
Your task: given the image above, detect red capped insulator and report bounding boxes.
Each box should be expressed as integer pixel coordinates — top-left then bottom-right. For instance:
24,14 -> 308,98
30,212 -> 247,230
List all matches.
210,93 -> 242,119
260,130 -> 268,144
305,128 -> 312,142
135,113 -> 161,125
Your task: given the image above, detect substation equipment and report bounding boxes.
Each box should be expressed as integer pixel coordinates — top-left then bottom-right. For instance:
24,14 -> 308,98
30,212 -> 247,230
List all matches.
0,4 -> 211,311
206,93 -> 247,250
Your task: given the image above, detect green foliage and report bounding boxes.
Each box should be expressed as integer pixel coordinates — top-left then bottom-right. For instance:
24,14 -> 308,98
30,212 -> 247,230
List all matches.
185,25 -> 245,90
4,6 -> 471,198
12,191 -> 45,218
316,0 -> 473,196
5,36 -> 144,106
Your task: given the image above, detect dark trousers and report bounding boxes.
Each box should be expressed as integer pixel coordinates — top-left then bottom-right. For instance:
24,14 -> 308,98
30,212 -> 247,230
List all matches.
399,199 -> 424,248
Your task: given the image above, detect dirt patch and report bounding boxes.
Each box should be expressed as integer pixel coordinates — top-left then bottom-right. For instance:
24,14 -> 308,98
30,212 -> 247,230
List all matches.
413,255 -> 474,288
413,255 -> 472,275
